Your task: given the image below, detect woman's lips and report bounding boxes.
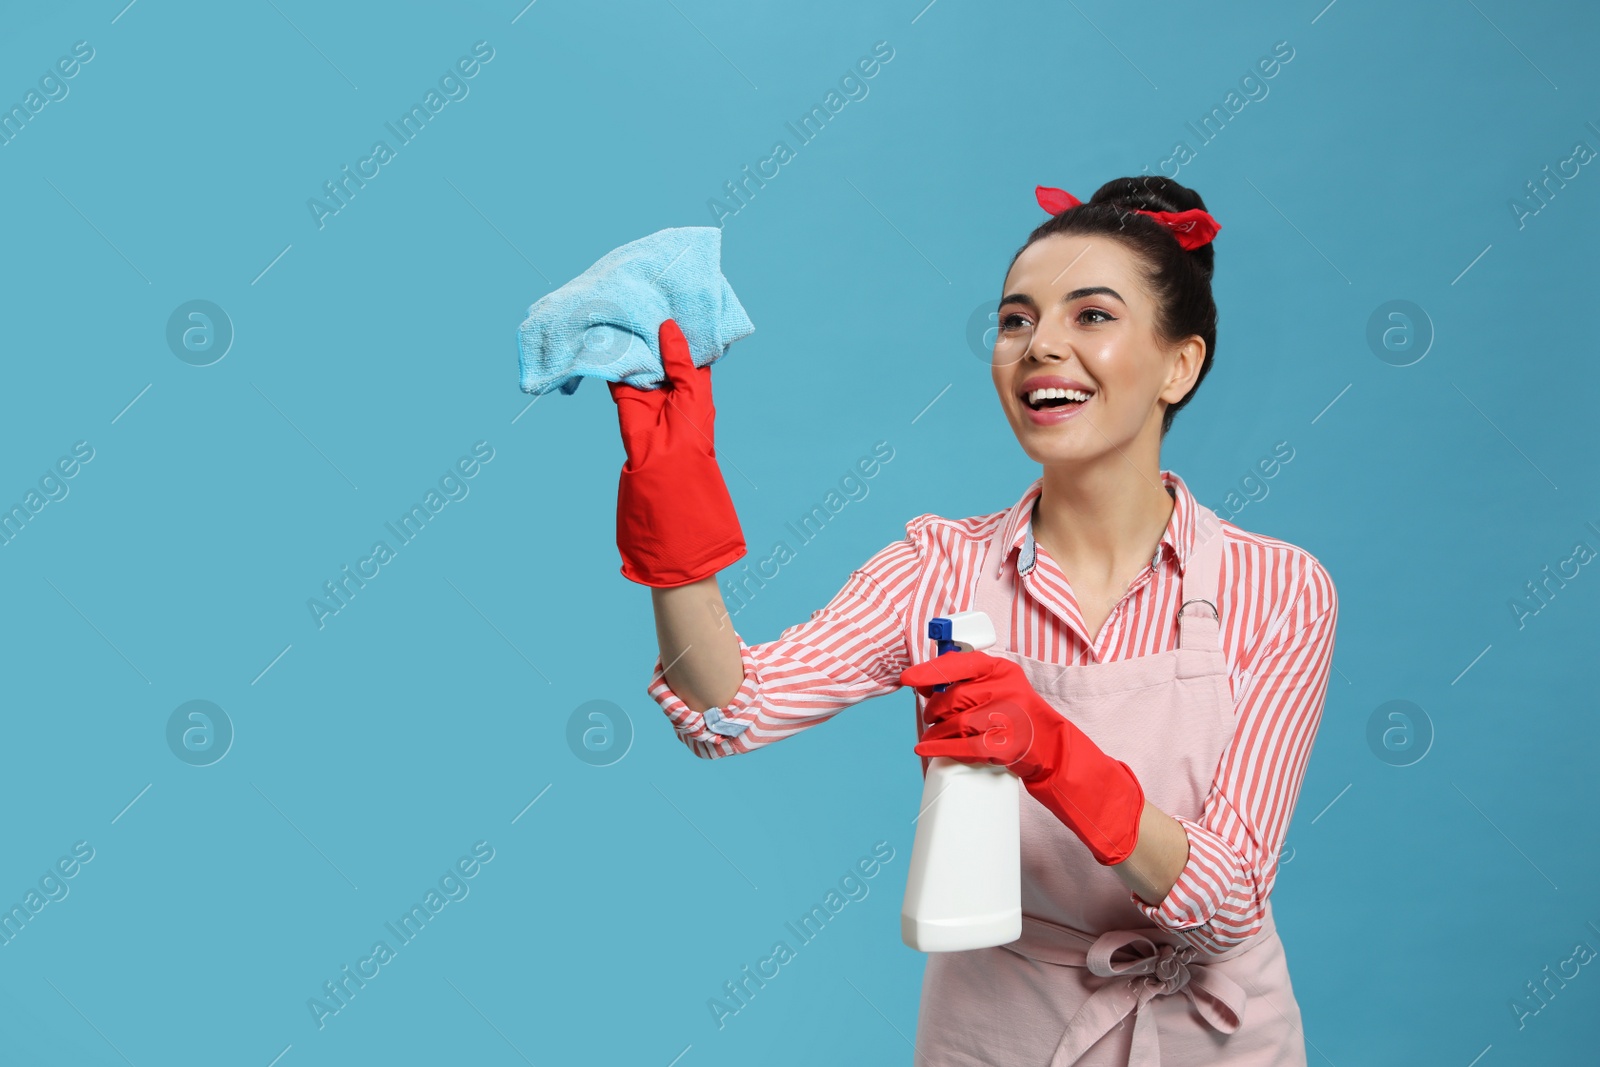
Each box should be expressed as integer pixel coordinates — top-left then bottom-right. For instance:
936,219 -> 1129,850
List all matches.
1022,395 -> 1090,426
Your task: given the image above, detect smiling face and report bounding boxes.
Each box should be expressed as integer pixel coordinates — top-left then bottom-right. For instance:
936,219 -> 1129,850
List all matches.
991,233 -> 1205,466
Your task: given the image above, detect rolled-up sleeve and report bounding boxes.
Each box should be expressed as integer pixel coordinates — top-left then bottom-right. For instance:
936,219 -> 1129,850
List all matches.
1130,559 -> 1339,954
646,542 -> 921,760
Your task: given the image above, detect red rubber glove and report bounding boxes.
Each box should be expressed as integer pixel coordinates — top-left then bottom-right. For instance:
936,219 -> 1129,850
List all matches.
607,319 -> 747,588
900,650 -> 1146,866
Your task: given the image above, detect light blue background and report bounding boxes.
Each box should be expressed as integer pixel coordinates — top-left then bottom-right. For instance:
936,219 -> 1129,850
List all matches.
0,1 -> 1595,1064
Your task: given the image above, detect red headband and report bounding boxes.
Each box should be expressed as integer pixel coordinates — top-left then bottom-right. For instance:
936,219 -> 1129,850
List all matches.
1035,185 -> 1221,251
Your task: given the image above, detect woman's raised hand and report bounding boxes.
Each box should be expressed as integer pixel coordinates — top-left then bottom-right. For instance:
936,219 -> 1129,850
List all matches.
607,319 -> 747,588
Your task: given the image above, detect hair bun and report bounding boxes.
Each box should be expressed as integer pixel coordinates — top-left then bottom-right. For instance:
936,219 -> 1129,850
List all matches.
1100,173 -> 1202,207
1089,178 -> 1215,269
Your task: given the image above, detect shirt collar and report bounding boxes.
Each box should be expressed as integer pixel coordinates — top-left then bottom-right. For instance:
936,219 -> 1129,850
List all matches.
995,470 -> 1200,579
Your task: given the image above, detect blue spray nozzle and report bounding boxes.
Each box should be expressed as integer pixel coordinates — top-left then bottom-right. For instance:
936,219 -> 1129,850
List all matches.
923,611 -> 996,694
929,617 -> 958,692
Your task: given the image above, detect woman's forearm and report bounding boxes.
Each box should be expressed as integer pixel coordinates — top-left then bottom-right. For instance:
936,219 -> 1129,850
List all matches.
650,577 -> 745,713
1111,800 -> 1190,907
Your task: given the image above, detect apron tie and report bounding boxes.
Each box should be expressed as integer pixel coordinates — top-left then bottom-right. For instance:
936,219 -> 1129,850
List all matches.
1001,916 -> 1255,1067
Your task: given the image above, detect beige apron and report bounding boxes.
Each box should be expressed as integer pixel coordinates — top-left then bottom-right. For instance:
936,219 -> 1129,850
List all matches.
912,505 -> 1307,1066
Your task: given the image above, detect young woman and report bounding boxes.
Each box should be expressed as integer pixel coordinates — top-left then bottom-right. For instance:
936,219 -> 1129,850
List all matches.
609,176 -> 1338,1066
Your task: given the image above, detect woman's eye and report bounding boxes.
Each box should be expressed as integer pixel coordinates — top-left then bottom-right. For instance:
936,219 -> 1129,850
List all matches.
1079,308 -> 1114,324
998,312 -> 1031,331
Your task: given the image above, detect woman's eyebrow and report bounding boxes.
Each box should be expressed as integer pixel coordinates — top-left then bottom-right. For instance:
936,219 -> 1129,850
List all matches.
997,286 -> 1126,313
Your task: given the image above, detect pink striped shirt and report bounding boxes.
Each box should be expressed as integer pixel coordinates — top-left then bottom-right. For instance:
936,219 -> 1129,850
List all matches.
646,470 -> 1338,953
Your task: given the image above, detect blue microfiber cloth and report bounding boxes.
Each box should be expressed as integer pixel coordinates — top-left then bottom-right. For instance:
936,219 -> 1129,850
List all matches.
517,226 -> 754,397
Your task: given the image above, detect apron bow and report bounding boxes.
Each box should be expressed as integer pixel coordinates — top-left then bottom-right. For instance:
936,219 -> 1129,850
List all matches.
1089,932 -> 1200,995
1003,918 -> 1254,1067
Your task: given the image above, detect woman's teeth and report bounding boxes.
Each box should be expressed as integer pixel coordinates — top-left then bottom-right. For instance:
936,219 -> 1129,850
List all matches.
1025,387 -> 1092,409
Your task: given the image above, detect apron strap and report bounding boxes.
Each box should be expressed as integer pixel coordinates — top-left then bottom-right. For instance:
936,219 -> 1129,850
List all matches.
974,514 -> 1017,653
1177,502 -> 1228,654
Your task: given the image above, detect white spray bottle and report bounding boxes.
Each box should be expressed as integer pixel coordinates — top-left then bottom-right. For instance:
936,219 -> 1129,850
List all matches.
900,609 -> 1023,952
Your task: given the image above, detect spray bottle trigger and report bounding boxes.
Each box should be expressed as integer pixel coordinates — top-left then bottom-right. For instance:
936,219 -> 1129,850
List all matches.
926,610 -> 997,692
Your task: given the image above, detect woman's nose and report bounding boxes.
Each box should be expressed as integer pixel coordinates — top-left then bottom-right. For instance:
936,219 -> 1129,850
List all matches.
1025,317 -> 1075,362
1024,339 -> 1066,364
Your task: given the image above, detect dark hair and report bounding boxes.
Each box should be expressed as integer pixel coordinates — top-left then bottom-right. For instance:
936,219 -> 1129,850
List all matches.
1008,176 -> 1217,436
